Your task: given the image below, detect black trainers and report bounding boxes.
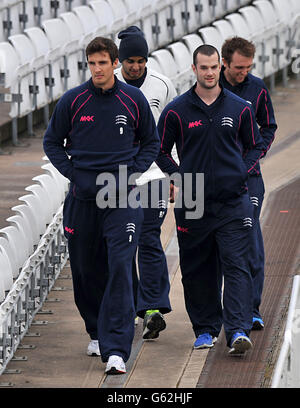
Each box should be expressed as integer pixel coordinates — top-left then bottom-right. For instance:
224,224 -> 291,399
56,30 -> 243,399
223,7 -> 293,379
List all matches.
142,310 -> 166,340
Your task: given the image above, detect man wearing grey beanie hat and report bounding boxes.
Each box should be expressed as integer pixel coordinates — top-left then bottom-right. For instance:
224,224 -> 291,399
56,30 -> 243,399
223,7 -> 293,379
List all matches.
116,26 -> 177,342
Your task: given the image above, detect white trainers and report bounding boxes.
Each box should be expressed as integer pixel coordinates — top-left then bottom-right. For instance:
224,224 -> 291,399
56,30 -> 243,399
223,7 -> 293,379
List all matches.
134,316 -> 139,325
105,355 -> 126,375
87,340 -> 100,356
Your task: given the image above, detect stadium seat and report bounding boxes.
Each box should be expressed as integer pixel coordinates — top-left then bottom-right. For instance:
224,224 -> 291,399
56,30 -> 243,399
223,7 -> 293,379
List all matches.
0,225 -> 28,277
149,0 -> 173,48
196,0 -> 214,27
253,0 -> 289,73
270,0 -> 298,64
58,11 -> 90,83
167,41 -> 193,91
211,0 -> 227,20
198,26 -> 224,54
150,48 -> 179,89
225,12 -> 251,39
182,33 -> 204,57
166,0 -> 187,42
41,163 -> 69,202
25,183 -> 55,222
0,259 -> 6,302
24,26 -> 64,101
0,40 -> 33,145
41,18 -> 81,91
6,214 -> 34,255
32,173 -> 63,214
223,0 -> 239,13
18,193 -> 48,237
0,0 -> 23,40
212,19 -> 236,44
0,235 -> 19,280
0,244 -> 14,293
146,56 -> 163,73
88,1 -> 115,38
239,5 -> 276,78
122,0 -> 145,25
11,204 -> 40,247
105,0 -> 132,34
8,33 -> 50,110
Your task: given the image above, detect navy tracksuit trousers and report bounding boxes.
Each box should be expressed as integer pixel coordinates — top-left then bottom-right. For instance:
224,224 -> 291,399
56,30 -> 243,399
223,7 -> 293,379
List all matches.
247,175 -> 265,319
133,180 -> 171,318
175,193 -> 254,346
63,192 -> 143,363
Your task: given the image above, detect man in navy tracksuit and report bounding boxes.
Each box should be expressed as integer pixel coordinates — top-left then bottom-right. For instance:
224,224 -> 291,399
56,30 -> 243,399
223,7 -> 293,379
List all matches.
220,37 -> 277,330
157,45 -> 264,355
43,37 -> 159,374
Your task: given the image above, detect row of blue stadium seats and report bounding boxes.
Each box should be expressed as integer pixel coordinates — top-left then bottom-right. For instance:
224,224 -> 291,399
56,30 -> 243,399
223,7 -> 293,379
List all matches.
0,159 -> 69,302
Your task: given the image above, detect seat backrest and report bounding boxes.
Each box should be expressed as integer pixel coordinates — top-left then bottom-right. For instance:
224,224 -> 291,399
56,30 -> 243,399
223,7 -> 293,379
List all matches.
25,183 -> 54,222
0,225 -> 26,277
0,243 -> 14,293
253,0 -> 279,28
11,203 -> 40,246
182,33 -> 204,57
238,6 -> 266,36
225,12 -> 251,39
6,214 -> 34,255
0,41 -> 19,87
146,56 -> 163,73
150,49 -> 178,78
41,162 -> 69,198
24,26 -> 50,57
213,19 -> 236,43
8,33 -> 36,65
32,173 -> 63,214
41,18 -> 72,49
72,6 -> 101,35
167,41 -> 192,72
198,26 -> 223,54
59,11 -> 85,41
18,193 -> 48,235
89,1 -> 115,33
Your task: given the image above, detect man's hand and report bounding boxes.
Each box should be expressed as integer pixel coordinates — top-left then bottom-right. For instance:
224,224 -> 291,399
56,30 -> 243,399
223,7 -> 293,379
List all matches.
169,183 -> 179,203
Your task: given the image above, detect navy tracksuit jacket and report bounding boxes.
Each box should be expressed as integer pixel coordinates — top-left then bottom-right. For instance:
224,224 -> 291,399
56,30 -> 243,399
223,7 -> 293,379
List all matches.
43,77 -> 159,362
156,84 -> 264,344
220,68 -> 277,319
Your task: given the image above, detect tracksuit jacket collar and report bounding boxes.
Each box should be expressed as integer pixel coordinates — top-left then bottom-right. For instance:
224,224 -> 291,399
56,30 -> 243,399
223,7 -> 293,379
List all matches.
188,82 -> 226,111
220,65 -> 250,92
87,75 -> 119,96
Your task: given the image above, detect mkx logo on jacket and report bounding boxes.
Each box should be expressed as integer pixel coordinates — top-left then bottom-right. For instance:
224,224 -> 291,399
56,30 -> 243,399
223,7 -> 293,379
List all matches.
80,115 -> 94,122
65,226 -> 74,235
177,225 -> 189,233
188,120 -> 202,128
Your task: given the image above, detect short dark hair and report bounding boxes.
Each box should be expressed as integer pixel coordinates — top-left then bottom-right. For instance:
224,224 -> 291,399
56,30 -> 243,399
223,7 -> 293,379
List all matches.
193,44 -> 220,65
86,37 -> 118,63
221,37 -> 256,64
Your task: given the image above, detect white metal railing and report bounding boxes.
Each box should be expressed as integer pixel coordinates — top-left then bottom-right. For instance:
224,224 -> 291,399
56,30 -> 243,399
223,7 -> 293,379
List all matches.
271,275 -> 300,387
